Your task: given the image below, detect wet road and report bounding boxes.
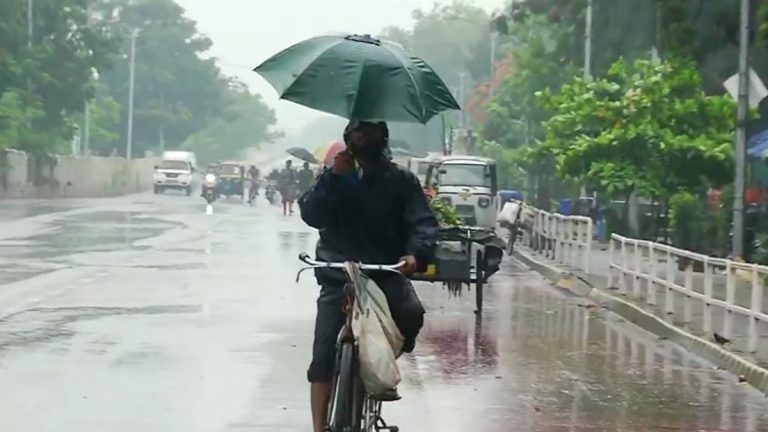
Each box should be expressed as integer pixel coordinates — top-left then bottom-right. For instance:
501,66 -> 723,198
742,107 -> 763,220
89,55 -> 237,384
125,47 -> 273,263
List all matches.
1,192 -> 768,431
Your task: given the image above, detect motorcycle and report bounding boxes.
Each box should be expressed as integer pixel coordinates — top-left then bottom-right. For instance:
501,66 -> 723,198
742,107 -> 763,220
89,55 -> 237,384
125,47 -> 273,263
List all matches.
265,180 -> 277,205
202,173 -> 218,204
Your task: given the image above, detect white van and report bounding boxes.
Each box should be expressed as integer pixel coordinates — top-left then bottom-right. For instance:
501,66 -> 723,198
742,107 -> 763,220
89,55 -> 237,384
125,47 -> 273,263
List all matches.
153,151 -> 197,195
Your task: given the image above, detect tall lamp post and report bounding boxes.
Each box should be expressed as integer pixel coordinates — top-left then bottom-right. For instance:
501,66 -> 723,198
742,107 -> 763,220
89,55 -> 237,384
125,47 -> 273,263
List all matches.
732,0 -> 751,258
126,29 -> 139,159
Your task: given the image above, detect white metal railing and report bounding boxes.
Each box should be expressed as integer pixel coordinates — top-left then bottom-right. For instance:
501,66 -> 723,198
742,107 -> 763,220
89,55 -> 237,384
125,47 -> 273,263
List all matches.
609,234 -> 768,353
526,205 -> 593,273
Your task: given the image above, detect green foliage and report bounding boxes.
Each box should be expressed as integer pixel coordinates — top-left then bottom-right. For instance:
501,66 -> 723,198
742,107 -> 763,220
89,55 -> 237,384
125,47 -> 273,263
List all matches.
669,191 -> 707,251
379,1 -> 491,88
430,198 -> 463,227
0,0 -> 279,159
0,0 -> 117,154
540,57 -> 736,200
181,86 -> 281,164
484,15 -> 577,149
479,141 -> 526,189
0,90 -> 42,151
92,0 -> 228,156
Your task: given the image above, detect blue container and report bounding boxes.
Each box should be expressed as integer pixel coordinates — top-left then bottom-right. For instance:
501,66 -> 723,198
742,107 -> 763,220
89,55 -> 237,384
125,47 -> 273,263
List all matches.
559,198 -> 572,215
597,216 -> 607,242
498,190 -> 523,203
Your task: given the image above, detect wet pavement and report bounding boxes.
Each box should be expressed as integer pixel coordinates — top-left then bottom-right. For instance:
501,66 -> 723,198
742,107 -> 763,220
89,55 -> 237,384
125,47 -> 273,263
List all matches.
1,193 -> 768,431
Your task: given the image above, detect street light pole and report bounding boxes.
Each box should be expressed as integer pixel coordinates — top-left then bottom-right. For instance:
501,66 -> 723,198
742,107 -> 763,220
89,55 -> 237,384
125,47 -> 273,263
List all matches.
733,0 -> 751,258
458,70 -> 466,130
126,29 -> 138,159
584,0 -> 593,81
579,0 -> 594,198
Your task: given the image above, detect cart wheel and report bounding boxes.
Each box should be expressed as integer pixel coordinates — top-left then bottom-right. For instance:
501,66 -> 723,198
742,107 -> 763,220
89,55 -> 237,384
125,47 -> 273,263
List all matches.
475,251 -> 485,315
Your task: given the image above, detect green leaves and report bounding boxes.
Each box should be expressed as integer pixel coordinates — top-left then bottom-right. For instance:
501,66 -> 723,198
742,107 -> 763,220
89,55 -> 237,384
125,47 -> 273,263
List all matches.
180,89 -> 280,164
542,56 -> 736,200
0,0 -> 118,155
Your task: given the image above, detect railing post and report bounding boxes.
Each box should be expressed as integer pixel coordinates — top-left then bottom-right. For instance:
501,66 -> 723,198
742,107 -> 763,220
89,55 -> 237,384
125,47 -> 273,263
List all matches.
665,248 -> 675,315
748,265 -> 763,353
568,218 -> 581,267
648,243 -> 657,305
608,235 -> 615,288
633,242 -> 641,297
619,237 -> 627,295
584,219 -> 592,274
560,217 -> 565,264
551,215 -> 557,260
724,261 -> 735,339
703,258 -> 712,333
684,259 -> 693,324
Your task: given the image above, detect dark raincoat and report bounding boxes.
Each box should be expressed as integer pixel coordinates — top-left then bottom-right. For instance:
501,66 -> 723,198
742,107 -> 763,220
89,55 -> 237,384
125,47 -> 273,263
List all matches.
299,161 -> 438,273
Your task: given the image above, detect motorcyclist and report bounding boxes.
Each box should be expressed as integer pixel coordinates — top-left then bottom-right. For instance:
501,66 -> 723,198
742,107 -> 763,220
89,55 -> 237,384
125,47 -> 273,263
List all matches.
299,120 -> 438,432
201,165 -> 218,199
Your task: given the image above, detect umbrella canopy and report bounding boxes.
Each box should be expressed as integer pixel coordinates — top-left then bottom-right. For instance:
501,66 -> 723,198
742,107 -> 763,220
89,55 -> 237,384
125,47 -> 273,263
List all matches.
315,141 -> 346,166
254,34 -> 460,124
286,147 -> 318,164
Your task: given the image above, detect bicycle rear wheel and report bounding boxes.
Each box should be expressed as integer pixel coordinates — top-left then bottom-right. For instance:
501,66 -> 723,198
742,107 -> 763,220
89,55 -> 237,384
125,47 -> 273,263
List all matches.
330,342 -> 364,432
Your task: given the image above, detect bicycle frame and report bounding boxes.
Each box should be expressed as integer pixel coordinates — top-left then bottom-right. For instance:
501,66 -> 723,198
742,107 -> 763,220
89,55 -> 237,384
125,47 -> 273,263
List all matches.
297,253 -> 404,432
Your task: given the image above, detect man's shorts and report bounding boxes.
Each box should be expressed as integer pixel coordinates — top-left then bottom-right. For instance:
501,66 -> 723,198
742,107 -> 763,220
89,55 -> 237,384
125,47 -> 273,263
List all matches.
306,269 -> 425,383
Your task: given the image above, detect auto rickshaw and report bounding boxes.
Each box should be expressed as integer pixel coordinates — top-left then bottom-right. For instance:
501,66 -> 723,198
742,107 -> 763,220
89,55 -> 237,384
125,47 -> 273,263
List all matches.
425,155 -> 498,228
215,161 -> 245,198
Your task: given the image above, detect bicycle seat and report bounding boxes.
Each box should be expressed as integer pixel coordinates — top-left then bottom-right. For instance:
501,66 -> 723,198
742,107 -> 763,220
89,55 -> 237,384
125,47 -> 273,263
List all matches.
371,389 -> 401,402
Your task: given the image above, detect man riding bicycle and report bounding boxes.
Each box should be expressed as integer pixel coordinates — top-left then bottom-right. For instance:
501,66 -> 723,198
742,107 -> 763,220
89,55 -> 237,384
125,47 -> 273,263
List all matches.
299,120 -> 438,432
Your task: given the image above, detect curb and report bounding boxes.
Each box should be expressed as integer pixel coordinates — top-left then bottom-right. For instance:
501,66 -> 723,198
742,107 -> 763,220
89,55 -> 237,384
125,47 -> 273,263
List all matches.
514,247 -> 768,395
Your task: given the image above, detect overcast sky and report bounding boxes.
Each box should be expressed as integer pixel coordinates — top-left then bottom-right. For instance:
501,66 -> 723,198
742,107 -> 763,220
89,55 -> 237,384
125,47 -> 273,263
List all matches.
175,0 -> 504,134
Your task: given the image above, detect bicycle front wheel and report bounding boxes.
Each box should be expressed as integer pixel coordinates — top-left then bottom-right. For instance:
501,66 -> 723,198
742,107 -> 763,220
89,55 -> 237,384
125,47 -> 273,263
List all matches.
330,342 -> 364,432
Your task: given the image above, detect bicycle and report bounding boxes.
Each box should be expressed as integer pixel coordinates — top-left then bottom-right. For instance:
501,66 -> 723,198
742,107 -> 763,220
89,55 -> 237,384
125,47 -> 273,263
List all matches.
296,252 -> 403,432
504,204 -> 524,256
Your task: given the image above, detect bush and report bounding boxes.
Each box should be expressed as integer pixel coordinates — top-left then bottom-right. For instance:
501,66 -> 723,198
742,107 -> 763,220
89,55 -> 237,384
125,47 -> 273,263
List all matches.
669,191 -> 708,252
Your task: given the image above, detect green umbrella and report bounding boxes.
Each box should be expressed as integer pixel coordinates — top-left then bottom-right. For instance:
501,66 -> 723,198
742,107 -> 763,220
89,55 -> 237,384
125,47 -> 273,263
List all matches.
254,34 -> 460,124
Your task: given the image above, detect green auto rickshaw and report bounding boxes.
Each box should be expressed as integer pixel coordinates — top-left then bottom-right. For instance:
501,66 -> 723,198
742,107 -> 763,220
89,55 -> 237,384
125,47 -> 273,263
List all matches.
215,161 -> 245,198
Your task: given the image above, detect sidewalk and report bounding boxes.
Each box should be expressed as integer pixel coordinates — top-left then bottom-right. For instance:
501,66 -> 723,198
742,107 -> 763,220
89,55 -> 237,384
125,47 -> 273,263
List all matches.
515,239 -> 768,394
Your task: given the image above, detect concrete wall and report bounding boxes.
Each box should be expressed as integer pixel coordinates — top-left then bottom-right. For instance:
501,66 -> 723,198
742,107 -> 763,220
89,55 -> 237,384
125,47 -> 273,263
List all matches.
0,150 -> 159,199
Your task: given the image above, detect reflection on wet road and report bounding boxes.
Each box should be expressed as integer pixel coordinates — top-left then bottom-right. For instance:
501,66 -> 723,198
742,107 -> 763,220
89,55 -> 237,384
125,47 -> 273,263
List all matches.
0,193 -> 767,431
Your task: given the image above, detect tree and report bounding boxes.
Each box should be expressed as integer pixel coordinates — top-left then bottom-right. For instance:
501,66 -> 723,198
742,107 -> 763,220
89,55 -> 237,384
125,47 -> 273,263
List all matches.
0,0 -> 117,154
379,1 -> 492,90
181,85 -> 280,164
466,14 -> 579,204
92,0 -> 226,156
75,88 -> 122,156
539,57 -> 736,234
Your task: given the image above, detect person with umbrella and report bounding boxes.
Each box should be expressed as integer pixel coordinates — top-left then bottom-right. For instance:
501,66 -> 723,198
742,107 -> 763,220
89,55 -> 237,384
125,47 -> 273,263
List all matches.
299,120 -> 438,432
278,160 -> 298,215
255,33 -> 457,432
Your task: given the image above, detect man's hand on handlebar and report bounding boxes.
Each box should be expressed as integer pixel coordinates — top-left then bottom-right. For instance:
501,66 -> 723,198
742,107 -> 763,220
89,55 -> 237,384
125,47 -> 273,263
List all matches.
399,255 -> 418,274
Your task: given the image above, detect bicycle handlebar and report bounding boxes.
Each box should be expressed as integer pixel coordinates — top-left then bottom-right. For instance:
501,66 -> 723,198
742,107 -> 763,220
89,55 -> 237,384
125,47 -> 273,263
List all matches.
296,252 -> 405,282
298,252 -> 405,270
